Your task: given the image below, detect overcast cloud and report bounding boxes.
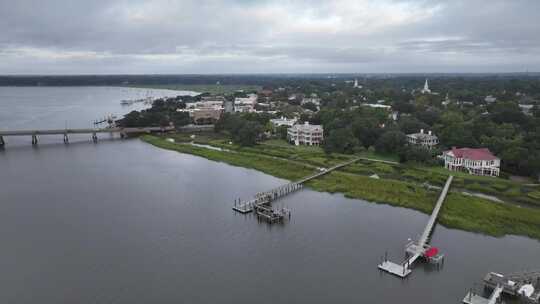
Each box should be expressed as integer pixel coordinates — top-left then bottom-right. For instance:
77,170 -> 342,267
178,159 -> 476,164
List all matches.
1,0 -> 539,74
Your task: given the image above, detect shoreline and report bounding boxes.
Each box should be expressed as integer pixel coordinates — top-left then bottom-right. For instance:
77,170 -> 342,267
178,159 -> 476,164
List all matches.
141,135 -> 540,241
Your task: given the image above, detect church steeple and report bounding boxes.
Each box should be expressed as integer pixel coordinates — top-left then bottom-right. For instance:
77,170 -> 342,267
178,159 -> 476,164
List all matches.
421,78 -> 431,94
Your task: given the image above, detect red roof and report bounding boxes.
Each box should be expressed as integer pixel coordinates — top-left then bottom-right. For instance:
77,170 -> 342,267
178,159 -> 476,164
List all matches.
424,247 -> 439,258
446,147 -> 498,161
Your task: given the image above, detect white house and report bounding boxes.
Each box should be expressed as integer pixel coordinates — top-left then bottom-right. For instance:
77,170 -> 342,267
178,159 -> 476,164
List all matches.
287,122 -> 324,146
270,116 -> 297,128
407,129 -> 438,149
442,147 -> 500,177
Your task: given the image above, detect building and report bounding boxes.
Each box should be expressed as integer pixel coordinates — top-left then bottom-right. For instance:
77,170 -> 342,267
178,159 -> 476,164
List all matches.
191,108 -> 223,125
407,129 -> 438,149
224,100 -> 234,113
362,103 -> 392,110
234,93 -> 258,113
287,122 -> 324,146
442,147 -> 500,177
421,79 -> 431,94
485,95 -> 497,103
301,97 -> 321,106
270,116 -> 297,128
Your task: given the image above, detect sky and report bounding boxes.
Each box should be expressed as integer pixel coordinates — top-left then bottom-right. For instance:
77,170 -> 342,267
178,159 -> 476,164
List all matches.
1,0 -> 539,74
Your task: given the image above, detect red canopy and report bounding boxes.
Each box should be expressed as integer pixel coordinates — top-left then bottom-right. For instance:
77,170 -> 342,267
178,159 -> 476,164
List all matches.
424,247 -> 439,258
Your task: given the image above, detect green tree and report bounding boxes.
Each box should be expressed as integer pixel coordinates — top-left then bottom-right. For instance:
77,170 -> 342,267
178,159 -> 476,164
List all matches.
323,128 -> 359,154
375,130 -> 406,154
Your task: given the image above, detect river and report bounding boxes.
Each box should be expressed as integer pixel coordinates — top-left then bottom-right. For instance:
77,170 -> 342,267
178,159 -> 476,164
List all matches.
0,86 -> 538,304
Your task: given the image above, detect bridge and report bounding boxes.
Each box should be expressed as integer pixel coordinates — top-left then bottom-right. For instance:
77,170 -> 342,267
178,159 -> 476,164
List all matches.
378,175 -> 454,278
0,126 -> 175,146
232,158 -> 361,221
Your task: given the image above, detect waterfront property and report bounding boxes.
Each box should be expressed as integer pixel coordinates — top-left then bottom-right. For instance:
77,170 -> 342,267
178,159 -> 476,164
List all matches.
287,122 -> 324,146
406,129 -> 438,149
378,175 -> 453,278
463,271 -> 540,304
443,147 -> 500,177
232,158 -> 360,221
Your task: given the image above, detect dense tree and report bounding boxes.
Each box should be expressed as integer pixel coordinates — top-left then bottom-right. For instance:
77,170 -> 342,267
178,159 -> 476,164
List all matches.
323,128 -> 359,154
398,146 -> 434,164
375,131 -> 406,154
352,117 -> 382,149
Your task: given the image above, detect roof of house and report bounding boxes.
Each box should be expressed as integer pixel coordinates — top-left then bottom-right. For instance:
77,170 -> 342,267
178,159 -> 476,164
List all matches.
290,123 -> 323,132
407,132 -> 438,140
445,147 -> 498,161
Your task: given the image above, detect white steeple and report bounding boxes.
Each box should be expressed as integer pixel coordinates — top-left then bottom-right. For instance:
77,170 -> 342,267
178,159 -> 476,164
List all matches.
421,78 -> 431,94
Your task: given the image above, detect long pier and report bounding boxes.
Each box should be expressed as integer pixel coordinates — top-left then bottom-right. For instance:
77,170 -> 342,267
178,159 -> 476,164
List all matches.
0,126 -> 174,146
378,175 -> 454,278
232,158 -> 360,219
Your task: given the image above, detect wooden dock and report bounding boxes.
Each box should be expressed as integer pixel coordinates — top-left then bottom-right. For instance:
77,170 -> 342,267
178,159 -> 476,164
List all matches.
231,158 -> 360,221
463,285 -> 503,304
463,271 -> 540,304
378,175 -> 453,278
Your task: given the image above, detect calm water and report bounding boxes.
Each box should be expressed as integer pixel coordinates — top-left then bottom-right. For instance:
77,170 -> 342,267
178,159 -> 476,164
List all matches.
1,87 -> 539,304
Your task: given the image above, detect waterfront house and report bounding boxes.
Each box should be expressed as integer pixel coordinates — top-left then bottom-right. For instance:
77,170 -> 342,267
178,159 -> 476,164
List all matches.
442,147 -> 500,177
407,129 -> 438,149
287,122 -> 324,146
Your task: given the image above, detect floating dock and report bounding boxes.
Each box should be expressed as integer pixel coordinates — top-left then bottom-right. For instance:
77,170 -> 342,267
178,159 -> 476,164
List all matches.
231,158 -> 360,222
378,175 -> 453,278
463,271 -> 540,304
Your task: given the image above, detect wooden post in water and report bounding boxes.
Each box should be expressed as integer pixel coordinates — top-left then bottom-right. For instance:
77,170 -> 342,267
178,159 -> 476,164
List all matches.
31,134 -> 38,145
0,135 -> 4,147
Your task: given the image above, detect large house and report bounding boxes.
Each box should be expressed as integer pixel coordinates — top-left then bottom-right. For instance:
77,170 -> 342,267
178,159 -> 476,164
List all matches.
442,147 -> 500,177
270,116 -> 297,128
407,129 -> 438,149
287,122 -> 324,146
234,93 -> 258,113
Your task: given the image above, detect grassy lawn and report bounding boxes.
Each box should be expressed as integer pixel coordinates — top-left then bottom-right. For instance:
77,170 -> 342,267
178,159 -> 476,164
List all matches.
141,134 -> 540,240
125,84 -> 262,95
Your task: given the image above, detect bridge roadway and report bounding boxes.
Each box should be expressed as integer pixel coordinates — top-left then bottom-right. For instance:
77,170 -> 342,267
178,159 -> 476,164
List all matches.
378,175 -> 454,278
0,126 -> 174,146
232,158 -> 361,214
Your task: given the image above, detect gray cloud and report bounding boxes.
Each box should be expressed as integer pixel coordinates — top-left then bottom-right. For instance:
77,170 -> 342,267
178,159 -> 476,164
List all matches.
0,0 -> 539,74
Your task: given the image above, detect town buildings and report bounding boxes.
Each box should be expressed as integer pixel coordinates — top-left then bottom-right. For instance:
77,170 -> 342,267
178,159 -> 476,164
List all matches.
442,147 -> 500,177
407,129 -> 438,149
287,122 -> 324,146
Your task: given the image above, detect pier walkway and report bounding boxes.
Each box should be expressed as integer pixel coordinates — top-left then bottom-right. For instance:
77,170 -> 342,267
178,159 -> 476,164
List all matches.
378,175 -> 454,278
232,158 -> 360,216
0,126 -> 174,146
